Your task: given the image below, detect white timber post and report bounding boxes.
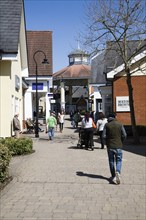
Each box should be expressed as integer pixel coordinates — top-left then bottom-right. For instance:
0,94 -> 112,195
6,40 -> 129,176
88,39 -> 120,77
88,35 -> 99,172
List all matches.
60,80 -> 65,111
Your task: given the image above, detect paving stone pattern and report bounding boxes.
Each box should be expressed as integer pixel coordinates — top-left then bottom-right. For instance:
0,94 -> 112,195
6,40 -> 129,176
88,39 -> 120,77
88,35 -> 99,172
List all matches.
0,116 -> 145,220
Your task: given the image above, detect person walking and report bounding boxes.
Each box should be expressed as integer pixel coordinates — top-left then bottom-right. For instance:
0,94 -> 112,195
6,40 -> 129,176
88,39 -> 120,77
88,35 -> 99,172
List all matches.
96,112 -> 107,149
13,113 -> 21,138
81,111 -> 95,150
70,110 -> 74,121
58,111 -> 65,133
73,110 -> 81,128
102,112 -> 127,184
46,112 -> 57,140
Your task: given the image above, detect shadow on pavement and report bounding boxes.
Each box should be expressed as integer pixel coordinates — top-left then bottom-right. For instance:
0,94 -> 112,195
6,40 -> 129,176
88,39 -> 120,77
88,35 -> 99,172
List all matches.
68,146 -> 83,150
65,126 -> 75,130
123,136 -> 146,157
94,136 -> 146,157
76,171 -> 109,182
123,144 -> 146,157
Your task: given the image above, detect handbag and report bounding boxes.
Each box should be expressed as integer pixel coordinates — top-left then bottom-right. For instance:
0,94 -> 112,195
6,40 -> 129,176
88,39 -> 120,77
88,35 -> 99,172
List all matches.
92,120 -> 96,129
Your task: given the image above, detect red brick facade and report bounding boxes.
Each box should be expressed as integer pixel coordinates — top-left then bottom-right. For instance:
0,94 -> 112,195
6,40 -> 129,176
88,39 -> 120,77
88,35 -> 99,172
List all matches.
113,76 -> 146,125
27,31 -> 53,76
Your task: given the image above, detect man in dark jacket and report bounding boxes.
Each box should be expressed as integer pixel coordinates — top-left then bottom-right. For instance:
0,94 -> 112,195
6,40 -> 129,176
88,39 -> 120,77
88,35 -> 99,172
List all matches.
102,112 -> 127,184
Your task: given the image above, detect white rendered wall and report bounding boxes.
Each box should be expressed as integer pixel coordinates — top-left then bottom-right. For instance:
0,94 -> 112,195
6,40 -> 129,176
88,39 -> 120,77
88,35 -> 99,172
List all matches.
0,61 -> 12,137
24,92 -> 32,120
0,48 -> 23,137
24,77 -> 53,121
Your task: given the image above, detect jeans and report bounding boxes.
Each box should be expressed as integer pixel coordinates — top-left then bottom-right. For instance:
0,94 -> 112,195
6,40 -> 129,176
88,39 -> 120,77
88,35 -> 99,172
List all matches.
107,148 -> 123,177
48,127 -> 55,139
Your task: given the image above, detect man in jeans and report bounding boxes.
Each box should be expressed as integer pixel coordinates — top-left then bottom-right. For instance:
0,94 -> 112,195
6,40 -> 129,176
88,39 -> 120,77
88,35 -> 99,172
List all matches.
46,112 -> 57,140
102,112 -> 127,184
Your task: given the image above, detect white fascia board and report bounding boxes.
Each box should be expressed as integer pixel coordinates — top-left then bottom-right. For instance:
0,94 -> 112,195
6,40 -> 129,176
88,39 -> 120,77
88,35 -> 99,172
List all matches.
107,64 -> 125,79
1,54 -> 18,61
107,50 -> 146,79
22,68 -> 29,77
89,83 -> 105,87
25,76 -> 52,81
91,51 -> 103,60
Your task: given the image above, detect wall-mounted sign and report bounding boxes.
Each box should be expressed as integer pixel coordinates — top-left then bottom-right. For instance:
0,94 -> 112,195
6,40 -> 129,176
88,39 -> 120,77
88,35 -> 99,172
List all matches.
15,75 -> 20,90
116,96 -> 130,112
32,83 -> 43,90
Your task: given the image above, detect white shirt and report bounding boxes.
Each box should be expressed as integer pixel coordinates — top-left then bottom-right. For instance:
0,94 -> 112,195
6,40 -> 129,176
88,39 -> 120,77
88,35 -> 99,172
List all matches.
81,117 -> 93,128
96,118 -> 107,131
59,114 -> 65,123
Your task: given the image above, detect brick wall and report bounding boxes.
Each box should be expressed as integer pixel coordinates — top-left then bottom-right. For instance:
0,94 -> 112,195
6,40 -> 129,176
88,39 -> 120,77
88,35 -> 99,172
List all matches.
113,76 -> 146,125
27,31 -> 53,76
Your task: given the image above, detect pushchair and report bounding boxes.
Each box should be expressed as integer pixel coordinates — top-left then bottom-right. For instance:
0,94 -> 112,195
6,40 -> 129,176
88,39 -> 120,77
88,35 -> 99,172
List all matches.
77,127 -> 86,148
77,127 -> 94,150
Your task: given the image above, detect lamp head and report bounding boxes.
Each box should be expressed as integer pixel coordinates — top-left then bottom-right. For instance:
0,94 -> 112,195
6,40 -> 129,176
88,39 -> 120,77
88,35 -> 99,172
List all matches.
42,58 -> 49,64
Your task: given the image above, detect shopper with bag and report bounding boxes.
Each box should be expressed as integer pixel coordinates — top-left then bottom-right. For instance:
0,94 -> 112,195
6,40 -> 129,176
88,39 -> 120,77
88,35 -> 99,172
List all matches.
81,111 -> 95,150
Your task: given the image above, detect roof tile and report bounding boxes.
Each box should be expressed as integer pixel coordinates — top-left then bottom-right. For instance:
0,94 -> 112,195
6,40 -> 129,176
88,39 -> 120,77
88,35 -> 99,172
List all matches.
0,0 -> 22,53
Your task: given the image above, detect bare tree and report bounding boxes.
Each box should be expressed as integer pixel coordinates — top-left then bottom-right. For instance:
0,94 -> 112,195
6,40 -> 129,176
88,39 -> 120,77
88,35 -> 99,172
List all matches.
81,0 -> 146,143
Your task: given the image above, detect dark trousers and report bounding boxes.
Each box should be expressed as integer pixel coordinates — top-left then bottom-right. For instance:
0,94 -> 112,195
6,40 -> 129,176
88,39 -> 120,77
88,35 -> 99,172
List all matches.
84,128 -> 94,148
59,123 -> 64,132
99,130 -> 105,148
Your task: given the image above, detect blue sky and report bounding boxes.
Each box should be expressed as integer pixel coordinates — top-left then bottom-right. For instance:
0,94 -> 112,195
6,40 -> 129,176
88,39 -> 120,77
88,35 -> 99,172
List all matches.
24,0 -> 88,73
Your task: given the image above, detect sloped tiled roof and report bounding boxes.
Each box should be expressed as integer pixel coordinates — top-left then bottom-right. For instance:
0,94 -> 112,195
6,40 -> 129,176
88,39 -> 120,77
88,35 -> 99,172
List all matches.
91,52 -> 106,84
90,40 -> 146,84
26,31 -> 53,76
0,0 -> 23,54
53,64 -> 91,80
104,40 -> 146,72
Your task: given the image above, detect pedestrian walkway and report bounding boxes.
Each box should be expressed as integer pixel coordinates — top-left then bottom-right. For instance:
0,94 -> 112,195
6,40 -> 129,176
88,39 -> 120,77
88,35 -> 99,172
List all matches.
0,116 -> 145,220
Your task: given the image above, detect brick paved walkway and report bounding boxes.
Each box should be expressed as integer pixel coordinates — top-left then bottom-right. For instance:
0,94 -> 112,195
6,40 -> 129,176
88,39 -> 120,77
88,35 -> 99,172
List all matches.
0,116 -> 145,220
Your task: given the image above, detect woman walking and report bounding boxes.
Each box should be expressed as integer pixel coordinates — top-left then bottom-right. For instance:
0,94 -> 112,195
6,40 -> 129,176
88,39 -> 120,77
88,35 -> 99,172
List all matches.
81,111 -> 94,150
96,112 -> 107,149
58,111 -> 65,133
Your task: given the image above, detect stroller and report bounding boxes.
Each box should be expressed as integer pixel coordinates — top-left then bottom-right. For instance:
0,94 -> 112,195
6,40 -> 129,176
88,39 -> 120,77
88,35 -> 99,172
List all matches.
77,127 -> 86,148
77,127 -> 94,150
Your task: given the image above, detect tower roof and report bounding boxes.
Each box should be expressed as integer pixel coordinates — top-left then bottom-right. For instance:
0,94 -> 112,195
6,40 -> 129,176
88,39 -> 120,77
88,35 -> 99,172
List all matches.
53,64 -> 91,80
68,48 -> 89,57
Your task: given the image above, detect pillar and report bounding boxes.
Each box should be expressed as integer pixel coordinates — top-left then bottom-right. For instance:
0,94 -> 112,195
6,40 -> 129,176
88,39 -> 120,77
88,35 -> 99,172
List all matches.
60,80 -> 65,111
46,93 -> 52,121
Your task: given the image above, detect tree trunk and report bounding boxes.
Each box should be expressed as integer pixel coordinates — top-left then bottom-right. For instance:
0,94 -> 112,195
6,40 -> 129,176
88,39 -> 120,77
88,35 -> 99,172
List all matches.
126,69 -> 140,143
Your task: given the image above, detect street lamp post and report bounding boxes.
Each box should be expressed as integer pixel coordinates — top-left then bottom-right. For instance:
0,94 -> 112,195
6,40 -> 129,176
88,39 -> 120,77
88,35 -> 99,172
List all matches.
33,50 -> 49,138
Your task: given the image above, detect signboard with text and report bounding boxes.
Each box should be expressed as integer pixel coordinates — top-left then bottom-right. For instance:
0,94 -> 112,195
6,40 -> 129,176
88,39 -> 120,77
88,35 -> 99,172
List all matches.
116,96 -> 130,112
